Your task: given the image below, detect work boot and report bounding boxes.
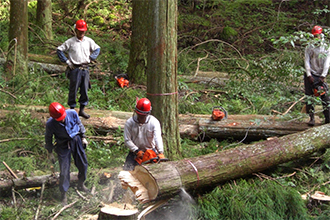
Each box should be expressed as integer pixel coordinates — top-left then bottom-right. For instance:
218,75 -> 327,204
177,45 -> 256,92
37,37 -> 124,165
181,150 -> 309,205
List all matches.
79,105 -> 90,119
308,113 -> 315,126
61,192 -> 67,206
77,181 -> 89,193
70,106 -> 75,109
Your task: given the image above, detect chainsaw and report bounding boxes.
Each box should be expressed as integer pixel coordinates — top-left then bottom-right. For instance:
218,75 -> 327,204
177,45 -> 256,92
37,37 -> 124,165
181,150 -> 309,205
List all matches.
135,149 -> 169,165
115,73 -> 129,88
212,106 -> 228,121
313,79 -> 327,97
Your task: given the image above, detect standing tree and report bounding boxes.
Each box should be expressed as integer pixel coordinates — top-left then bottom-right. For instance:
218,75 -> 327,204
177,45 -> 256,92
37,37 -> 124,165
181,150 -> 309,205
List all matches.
127,0 -> 149,85
6,0 -> 28,76
147,0 -> 181,160
36,0 -> 53,40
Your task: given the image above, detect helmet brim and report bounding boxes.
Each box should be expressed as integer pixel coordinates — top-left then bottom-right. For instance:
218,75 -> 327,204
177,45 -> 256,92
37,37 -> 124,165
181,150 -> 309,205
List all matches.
135,109 -> 150,115
55,110 -> 67,121
77,27 -> 87,31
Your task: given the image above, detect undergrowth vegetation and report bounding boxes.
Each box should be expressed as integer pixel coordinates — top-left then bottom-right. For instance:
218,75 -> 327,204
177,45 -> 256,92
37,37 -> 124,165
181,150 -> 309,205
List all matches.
1,0 -> 330,219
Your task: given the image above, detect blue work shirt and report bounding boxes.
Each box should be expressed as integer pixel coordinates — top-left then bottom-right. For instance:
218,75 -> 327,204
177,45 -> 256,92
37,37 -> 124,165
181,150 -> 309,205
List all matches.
45,109 -> 86,153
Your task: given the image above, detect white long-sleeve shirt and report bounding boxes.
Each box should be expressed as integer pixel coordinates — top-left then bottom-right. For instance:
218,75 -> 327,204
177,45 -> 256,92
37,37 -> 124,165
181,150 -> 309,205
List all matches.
57,36 -> 100,65
124,114 -> 164,154
305,42 -> 330,78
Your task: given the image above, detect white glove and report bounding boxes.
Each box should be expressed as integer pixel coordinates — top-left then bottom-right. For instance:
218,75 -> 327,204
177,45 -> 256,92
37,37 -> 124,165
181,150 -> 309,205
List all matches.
82,138 -> 88,149
66,60 -> 75,69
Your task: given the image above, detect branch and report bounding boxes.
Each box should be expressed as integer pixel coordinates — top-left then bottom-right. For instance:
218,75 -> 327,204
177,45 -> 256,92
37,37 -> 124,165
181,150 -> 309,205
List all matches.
51,200 -> 78,220
0,88 -> 17,99
194,53 -> 209,77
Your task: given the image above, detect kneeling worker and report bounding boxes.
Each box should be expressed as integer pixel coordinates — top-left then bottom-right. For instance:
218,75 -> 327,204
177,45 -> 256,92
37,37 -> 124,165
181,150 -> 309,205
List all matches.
123,98 -> 166,171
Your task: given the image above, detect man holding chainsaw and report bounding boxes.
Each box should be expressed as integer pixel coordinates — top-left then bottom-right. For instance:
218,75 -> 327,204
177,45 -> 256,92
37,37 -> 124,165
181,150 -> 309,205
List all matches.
57,19 -> 100,119
45,102 -> 89,206
123,98 -> 166,171
304,25 -> 330,126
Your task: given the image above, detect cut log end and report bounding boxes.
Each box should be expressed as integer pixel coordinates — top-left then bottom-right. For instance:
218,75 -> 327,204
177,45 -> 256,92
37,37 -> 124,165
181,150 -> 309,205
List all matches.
118,166 -> 158,203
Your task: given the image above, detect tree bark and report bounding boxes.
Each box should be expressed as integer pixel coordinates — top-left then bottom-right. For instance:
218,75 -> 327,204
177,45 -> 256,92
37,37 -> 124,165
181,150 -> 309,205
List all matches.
127,0 -> 149,85
7,0 -> 29,76
147,0 -> 181,160
119,124 -> 330,203
36,0 -> 53,40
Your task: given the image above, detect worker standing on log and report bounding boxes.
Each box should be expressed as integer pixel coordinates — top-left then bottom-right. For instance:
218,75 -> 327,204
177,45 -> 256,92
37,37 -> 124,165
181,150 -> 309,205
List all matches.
123,98 -> 166,171
45,102 -> 89,206
304,25 -> 330,126
57,19 -> 101,119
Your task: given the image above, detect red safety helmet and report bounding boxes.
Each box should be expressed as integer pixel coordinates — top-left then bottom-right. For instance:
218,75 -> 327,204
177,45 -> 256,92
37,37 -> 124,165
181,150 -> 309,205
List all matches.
312,25 -> 322,36
135,98 -> 152,115
75,19 -> 87,31
49,102 -> 67,121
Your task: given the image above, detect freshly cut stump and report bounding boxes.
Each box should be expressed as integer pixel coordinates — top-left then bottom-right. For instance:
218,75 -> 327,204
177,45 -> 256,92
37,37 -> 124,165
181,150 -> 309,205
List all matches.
98,203 -> 138,220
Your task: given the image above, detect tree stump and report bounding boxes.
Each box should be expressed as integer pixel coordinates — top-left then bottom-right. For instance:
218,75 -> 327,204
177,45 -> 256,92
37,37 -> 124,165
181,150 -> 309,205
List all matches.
98,203 -> 139,220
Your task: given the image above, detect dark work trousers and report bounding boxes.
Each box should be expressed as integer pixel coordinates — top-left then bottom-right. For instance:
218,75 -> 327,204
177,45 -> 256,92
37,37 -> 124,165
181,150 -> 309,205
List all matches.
123,151 -> 139,171
304,74 -> 330,120
68,67 -> 90,108
55,135 -> 88,193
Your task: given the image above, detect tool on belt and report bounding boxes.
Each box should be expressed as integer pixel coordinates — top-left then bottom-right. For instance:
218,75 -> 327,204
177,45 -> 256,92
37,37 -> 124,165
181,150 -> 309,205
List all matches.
212,106 -> 228,121
135,149 -> 169,165
313,79 -> 327,97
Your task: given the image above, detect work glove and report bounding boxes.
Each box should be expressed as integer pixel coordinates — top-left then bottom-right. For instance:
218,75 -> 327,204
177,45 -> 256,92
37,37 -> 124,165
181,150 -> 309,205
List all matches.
66,60 -> 75,69
308,75 -> 314,84
82,138 -> 88,149
49,152 -> 56,164
158,153 -> 165,159
135,150 -> 144,160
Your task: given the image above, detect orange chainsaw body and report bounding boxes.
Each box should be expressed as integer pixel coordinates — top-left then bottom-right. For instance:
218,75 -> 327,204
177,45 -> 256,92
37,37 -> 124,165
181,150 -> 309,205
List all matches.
212,106 -> 228,121
116,77 -> 129,88
135,149 -> 158,165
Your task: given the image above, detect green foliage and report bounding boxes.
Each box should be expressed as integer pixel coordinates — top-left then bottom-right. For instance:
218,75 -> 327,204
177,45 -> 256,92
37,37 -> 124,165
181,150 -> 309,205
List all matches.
87,140 -> 126,169
197,179 -> 309,220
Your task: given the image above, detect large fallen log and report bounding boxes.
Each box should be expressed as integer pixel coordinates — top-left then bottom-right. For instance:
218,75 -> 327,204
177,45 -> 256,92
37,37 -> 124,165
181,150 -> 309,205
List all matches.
119,124 -> 330,203
86,112 -> 316,141
0,106 -> 320,141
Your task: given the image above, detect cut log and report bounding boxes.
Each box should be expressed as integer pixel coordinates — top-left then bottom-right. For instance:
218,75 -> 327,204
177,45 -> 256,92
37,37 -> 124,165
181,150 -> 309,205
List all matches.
0,106 -> 320,141
0,169 -> 116,193
0,172 -> 77,193
119,124 -> 330,203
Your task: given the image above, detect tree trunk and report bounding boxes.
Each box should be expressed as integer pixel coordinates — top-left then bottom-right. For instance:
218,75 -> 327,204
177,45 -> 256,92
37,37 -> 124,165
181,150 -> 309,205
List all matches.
7,0 -> 28,76
119,124 -> 330,203
36,0 -> 53,40
0,107 -> 317,141
127,0 -> 149,85
147,0 -> 181,160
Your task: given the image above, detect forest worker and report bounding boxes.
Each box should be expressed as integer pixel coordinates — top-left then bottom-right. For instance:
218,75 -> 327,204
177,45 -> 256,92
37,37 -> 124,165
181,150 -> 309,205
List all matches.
45,102 -> 89,206
57,19 -> 101,119
123,98 -> 166,171
304,25 -> 330,126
